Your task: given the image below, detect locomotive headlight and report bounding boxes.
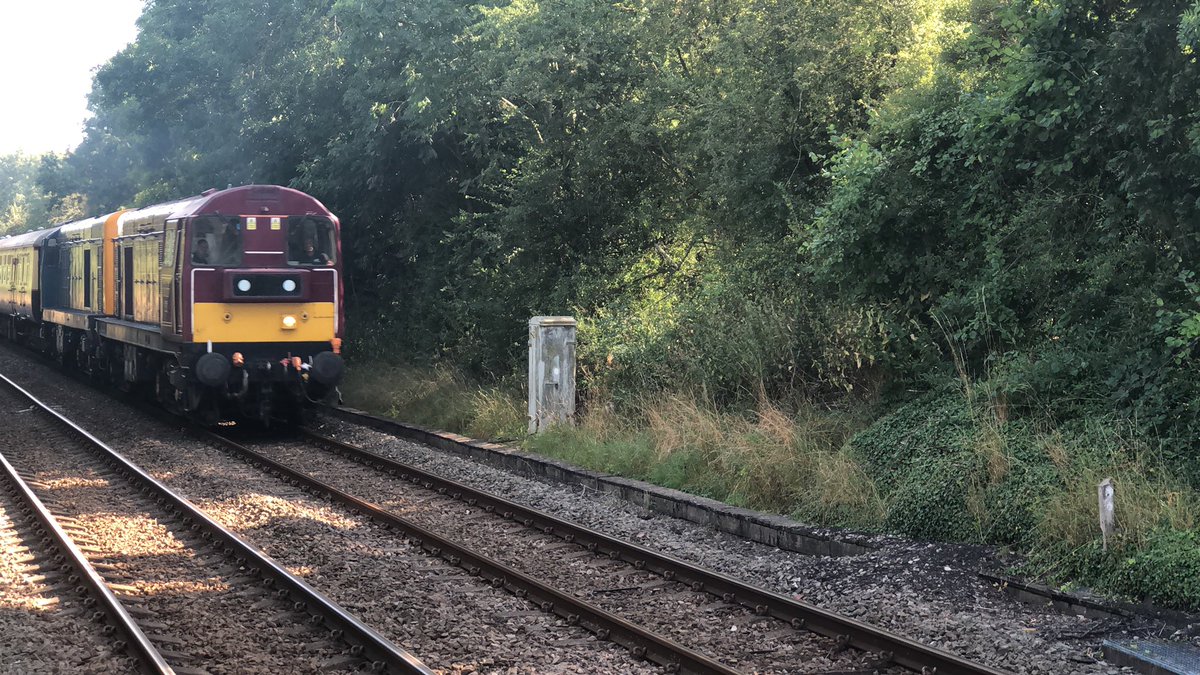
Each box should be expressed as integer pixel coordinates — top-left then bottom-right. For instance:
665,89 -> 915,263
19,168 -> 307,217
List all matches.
237,279 -> 252,292
282,279 -> 297,293
281,315 -> 298,330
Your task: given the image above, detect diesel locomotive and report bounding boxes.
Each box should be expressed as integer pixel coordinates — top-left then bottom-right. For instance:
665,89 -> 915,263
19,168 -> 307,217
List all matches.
0,185 -> 345,424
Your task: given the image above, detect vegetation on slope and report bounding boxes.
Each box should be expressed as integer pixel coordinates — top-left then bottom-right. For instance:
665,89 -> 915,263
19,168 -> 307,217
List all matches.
343,363 -> 1200,610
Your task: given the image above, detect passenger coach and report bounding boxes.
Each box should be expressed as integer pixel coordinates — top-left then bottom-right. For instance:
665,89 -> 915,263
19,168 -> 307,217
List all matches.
0,185 -> 345,424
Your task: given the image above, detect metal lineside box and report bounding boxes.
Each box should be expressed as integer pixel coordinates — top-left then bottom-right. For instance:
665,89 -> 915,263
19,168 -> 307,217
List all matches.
528,316 -> 576,434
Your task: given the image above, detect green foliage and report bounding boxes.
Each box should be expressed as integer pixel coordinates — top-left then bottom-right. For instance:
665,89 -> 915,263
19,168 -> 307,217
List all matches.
1036,529 -> 1200,610
811,0 -> 1200,485
883,453 -> 979,540
70,0 -> 347,210
0,153 -> 49,234
313,0 -> 931,372
0,153 -> 38,230
21,0 -> 1200,609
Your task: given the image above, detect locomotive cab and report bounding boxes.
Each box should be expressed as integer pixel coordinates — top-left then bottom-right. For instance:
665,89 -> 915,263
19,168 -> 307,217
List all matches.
169,191 -> 345,424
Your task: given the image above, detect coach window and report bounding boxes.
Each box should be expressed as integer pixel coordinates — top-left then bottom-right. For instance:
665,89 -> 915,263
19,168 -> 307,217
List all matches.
191,216 -> 243,267
286,216 -> 336,266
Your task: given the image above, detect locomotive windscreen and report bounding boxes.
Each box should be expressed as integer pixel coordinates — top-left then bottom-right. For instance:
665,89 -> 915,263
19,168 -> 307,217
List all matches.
191,215 -> 244,267
286,216 -> 337,266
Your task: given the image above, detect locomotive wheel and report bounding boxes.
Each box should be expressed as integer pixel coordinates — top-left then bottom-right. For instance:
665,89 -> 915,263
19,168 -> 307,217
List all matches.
156,361 -> 185,416
256,393 -> 273,428
185,384 -> 220,426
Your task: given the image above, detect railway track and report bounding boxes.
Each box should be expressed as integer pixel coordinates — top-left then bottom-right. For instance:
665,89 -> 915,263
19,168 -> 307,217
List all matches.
0,346 -> 1012,673
0,372 -> 432,675
0,459 -> 141,673
200,424 -> 1011,675
0,348 -> 667,672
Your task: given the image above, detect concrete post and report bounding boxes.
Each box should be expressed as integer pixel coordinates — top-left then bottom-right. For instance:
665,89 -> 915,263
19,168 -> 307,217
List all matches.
1098,478 -> 1115,551
528,316 -> 576,434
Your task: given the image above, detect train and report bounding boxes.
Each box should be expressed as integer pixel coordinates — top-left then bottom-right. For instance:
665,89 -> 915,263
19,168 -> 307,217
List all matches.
0,185 -> 346,425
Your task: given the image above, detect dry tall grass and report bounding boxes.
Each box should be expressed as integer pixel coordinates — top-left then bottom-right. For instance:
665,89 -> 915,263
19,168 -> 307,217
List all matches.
641,394 -> 883,526
1036,426 -> 1198,549
340,359 -> 1200,609
343,362 -> 885,528
340,362 -> 525,440
346,360 -> 1200,544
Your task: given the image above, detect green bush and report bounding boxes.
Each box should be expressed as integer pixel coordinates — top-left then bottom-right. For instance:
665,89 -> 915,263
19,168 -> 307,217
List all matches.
883,453 -> 980,541
1037,529 -> 1200,611
578,245 -> 890,410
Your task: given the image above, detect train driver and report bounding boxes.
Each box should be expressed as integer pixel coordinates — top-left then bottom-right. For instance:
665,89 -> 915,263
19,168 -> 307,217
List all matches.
192,238 -> 211,265
301,238 -> 331,265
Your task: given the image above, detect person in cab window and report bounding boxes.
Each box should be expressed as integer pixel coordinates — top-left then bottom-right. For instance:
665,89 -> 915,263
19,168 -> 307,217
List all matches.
218,223 -> 240,265
302,238 -> 331,265
193,238 -> 211,265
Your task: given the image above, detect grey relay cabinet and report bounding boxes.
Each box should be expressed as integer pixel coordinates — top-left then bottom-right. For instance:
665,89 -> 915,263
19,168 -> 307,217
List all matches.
527,316 -> 577,434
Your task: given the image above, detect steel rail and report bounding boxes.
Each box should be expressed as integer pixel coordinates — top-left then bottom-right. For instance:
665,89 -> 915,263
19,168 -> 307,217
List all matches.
205,429 -> 741,675
0,449 -> 174,675
0,373 -> 432,675
300,428 -> 1012,675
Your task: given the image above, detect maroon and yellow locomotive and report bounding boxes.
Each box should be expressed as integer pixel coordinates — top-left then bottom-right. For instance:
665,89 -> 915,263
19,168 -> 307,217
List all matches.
0,185 -> 345,424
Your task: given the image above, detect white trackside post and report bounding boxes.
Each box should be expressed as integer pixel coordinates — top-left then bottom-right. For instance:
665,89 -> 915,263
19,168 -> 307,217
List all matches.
1098,478 -> 1115,551
528,316 -> 577,434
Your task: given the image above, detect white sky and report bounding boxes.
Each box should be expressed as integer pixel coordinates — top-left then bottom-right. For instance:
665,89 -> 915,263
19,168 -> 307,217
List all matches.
0,0 -> 145,156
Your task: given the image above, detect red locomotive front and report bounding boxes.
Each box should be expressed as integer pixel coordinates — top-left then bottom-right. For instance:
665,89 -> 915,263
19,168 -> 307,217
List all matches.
97,184 -> 347,424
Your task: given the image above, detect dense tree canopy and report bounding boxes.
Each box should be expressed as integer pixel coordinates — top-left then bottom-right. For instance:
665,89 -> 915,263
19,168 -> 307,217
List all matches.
4,0 -> 1199,477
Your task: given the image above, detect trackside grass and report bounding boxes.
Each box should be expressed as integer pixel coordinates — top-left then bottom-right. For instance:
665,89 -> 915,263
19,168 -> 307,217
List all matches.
339,363 -> 526,441
340,361 -> 1200,612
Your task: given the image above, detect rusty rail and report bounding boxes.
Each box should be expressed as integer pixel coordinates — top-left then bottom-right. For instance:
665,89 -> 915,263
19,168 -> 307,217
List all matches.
0,372 -> 432,675
206,428 -> 741,674
298,427 -> 1011,675
0,448 -> 174,674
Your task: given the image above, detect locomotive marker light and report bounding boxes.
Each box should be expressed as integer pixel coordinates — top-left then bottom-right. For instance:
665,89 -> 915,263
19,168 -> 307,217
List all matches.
237,279 -> 252,292
282,279 -> 297,292
282,315 -> 298,330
